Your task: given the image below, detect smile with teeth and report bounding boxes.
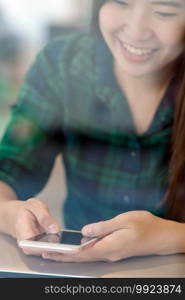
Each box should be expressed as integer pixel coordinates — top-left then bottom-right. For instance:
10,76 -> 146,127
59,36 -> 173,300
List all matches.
121,41 -> 156,56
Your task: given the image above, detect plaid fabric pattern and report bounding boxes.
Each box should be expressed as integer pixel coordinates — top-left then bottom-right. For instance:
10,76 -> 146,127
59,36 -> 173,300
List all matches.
0,32 -> 175,230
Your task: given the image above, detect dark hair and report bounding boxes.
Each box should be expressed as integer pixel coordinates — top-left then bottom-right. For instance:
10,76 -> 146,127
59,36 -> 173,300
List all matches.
91,0 -> 106,35
163,48 -> 185,223
91,0 -> 185,222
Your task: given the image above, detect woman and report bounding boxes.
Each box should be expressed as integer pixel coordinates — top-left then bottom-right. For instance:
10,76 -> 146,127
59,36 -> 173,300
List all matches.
0,0 -> 185,262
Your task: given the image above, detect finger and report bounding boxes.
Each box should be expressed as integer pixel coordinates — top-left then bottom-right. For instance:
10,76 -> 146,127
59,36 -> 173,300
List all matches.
42,251 -> 104,262
42,236 -> 112,262
81,214 -> 129,237
25,198 -> 61,233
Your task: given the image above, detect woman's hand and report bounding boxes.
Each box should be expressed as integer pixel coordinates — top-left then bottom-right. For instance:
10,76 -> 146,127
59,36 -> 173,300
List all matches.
12,198 -> 61,255
42,211 -> 185,262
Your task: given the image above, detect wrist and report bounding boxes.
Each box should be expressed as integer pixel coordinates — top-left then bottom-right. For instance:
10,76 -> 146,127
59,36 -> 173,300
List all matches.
174,221 -> 185,254
159,219 -> 185,255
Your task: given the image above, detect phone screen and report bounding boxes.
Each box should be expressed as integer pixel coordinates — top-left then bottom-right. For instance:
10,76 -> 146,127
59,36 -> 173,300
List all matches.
28,230 -> 93,246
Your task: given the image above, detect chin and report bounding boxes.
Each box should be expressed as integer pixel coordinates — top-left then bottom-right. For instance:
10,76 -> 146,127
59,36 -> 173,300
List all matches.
117,58 -> 163,77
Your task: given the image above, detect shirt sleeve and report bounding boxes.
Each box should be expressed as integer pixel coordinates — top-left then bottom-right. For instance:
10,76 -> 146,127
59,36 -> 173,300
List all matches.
0,37 -> 69,200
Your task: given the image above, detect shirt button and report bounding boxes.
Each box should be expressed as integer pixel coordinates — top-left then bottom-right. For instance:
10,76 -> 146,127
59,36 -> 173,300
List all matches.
131,151 -> 136,157
123,195 -> 130,203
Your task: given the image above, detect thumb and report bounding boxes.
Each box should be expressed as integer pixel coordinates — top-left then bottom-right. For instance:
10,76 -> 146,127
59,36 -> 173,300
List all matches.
82,217 -> 122,237
41,215 -> 61,233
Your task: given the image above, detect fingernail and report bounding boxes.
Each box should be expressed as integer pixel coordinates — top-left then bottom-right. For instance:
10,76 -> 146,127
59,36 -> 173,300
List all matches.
47,224 -> 59,233
82,225 -> 93,236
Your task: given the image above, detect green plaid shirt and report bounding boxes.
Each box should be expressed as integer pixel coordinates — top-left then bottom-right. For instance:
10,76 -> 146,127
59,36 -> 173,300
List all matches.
0,32 -> 175,230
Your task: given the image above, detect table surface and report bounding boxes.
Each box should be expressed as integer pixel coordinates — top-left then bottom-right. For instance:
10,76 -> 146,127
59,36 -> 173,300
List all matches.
0,232 -> 185,278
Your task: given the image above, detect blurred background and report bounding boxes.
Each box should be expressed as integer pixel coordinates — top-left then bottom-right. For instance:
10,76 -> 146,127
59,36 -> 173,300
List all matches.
0,0 -> 94,225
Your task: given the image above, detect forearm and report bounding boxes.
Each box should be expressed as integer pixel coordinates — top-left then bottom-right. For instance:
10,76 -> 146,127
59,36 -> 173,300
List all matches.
0,181 -> 22,236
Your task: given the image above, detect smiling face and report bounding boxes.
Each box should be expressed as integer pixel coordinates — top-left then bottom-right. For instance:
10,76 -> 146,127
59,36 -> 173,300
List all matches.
99,0 -> 185,79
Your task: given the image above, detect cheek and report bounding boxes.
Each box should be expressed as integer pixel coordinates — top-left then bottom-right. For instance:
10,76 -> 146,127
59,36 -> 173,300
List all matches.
99,5 -> 120,35
157,24 -> 185,49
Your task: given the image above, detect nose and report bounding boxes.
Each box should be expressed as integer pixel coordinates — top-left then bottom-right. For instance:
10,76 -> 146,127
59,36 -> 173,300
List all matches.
124,7 -> 153,42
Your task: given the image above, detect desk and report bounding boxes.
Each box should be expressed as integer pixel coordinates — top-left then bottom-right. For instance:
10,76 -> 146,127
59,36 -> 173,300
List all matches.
0,233 -> 185,278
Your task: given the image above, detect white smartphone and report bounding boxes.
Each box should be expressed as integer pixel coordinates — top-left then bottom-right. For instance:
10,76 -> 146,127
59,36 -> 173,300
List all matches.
18,229 -> 98,253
